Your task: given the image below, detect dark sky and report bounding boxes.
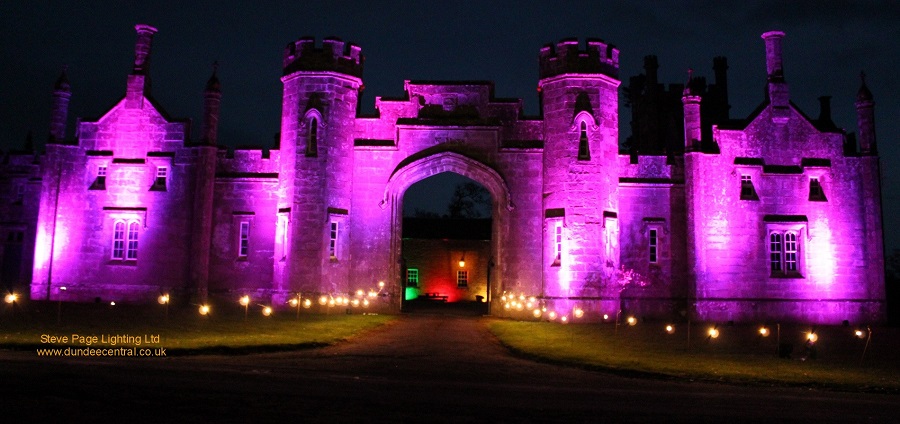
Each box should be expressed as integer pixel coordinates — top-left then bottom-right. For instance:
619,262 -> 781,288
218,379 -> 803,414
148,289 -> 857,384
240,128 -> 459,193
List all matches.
1,1 -> 898,247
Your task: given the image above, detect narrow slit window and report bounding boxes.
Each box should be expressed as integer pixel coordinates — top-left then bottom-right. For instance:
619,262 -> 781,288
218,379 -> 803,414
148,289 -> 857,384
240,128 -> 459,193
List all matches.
239,222 -> 250,257
649,229 -> 658,263
578,121 -> 591,160
554,222 -> 563,263
329,220 -> 338,258
407,268 -> 419,287
306,117 -> 318,157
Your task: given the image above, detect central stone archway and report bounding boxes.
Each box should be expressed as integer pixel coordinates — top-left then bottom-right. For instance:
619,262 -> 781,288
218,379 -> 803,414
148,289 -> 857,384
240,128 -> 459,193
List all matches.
382,152 -> 513,313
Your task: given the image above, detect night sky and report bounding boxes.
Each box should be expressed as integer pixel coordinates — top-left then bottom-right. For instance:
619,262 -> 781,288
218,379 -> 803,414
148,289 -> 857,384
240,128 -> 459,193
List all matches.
2,1 -> 898,247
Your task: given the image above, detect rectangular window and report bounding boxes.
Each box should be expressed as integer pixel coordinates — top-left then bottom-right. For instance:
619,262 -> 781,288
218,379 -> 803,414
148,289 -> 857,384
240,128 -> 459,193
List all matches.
769,232 -> 782,272
91,166 -> 107,190
280,216 -> 289,260
14,184 -> 24,203
809,178 -> 826,201
151,166 -> 168,191
329,221 -> 338,258
407,268 -> 419,287
649,229 -> 658,263
239,222 -> 250,257
784,232 -> 797,271
457,270 -> 468,287
112,222 -> 125,259
740,175 -> 758,200
554,222 -> 563,263
126,222 -> 139,260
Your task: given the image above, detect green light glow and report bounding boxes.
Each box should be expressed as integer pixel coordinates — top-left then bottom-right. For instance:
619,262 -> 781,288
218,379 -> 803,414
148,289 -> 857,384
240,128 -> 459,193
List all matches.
405,287 -> 419,300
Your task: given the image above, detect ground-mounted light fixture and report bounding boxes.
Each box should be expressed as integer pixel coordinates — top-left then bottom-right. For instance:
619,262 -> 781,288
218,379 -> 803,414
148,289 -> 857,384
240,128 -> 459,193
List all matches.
198,304 -> 210,316
708,327 -> 719,339
627,316 -> 637,326
262,306 -> 273,317
4,293 -> 17,304
665,324 -> 675,334
759,326 -> 770,337
806,331 -> 818,343
239,295 -> 250,320
158,293 -> 170,319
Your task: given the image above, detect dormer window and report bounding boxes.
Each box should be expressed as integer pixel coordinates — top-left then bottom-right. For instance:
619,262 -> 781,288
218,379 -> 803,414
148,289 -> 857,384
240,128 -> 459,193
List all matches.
90,165 -> 107,190
740,174 -> 758,200
578,121 -> 591,161
809,177 -> 827,201
151,166 -> 167,191
306,117 -> 318,157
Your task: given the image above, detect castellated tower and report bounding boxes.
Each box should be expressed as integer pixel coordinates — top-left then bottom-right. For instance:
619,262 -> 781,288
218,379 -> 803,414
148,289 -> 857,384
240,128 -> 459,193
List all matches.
538,39 -> 620,311
276,37 -> 363,298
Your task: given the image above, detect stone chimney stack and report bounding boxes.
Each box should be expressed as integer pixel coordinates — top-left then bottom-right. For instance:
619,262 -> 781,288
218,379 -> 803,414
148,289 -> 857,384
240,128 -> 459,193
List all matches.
126,24 -> 158,109
762,31 -> 785,82
49,66 -> 71,143
133,24 -> 157,75
682,69 -> 702,151
644,55 -> 659,87
762,31 -> 789,122
201,63 -> 222,145
856,72 -> 876,155
817,96 -> 835,129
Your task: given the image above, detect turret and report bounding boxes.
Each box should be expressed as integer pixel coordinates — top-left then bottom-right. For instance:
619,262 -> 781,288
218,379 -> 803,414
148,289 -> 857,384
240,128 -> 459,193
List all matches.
682,69 -> 702,151
856,72 -> 876,155
276,36 -> 364,300
201,62 -> 222,145
126,24 -> 157,108
49,66 -> 71,143
538,38 -> 620,310
761,31 -> 790,122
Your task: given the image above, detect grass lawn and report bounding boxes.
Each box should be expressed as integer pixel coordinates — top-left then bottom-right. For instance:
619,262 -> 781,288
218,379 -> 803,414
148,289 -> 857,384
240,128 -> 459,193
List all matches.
0,301 -> 394,355
489,319 -> 900,393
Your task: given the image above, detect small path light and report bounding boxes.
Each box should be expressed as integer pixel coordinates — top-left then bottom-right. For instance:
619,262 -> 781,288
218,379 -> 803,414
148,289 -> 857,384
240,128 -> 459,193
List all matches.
4,293 -> 17,304
759,326 -> 770,337
665,324 -> 675,334
262,306 -> 273,317
708,327 -> 719,339
239,295 -> 250,320
859,326 -> 872,364
627,316 -> 637,326
198,304 -> 210,316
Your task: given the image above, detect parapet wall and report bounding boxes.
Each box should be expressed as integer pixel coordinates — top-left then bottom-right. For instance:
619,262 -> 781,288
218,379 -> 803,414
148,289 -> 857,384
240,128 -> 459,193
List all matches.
539,38 -> 619,80
283,36 -> 363,78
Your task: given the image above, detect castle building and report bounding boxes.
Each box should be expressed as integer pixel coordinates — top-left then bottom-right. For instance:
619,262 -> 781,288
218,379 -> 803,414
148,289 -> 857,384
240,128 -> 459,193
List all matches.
5,25 -> 884,323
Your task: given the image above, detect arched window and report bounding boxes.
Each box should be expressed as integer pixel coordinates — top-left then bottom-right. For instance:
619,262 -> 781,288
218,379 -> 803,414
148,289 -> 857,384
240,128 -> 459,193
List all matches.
578,121 -> 590,160
126,222 -> 140,260
306,117 -> 318,157
112,221 -> 125,259
783,232 -> 797,271
769,232 -> 782,272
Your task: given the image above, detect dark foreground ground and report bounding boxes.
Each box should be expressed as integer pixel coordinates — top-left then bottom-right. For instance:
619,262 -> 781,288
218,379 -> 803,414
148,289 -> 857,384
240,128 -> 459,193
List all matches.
2,311 -> 899,423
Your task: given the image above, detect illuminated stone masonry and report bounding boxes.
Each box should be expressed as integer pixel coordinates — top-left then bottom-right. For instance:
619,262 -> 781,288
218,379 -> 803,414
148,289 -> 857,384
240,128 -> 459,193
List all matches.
5,25 -> 884,324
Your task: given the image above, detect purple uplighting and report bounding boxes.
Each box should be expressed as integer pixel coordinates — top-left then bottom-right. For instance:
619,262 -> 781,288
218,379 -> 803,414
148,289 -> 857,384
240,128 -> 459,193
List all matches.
10,24 -> 885,324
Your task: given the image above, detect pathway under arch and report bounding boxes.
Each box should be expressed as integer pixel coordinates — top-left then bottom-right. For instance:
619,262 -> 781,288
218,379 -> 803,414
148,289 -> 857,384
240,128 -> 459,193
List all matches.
382,152 -> 513,314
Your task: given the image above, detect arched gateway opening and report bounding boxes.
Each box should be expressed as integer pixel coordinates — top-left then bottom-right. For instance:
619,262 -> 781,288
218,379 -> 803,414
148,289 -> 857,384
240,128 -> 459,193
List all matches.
401,172 -> 492,312
382,152 -> 512,314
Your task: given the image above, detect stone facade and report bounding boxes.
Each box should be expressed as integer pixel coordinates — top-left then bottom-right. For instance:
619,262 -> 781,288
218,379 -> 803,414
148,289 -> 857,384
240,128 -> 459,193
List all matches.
3,25 -> 884,324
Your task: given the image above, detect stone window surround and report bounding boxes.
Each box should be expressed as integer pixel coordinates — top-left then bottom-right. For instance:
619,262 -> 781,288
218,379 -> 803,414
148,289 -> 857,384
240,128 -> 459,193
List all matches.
232,211 -> 255,261
766,219 -> 806,279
